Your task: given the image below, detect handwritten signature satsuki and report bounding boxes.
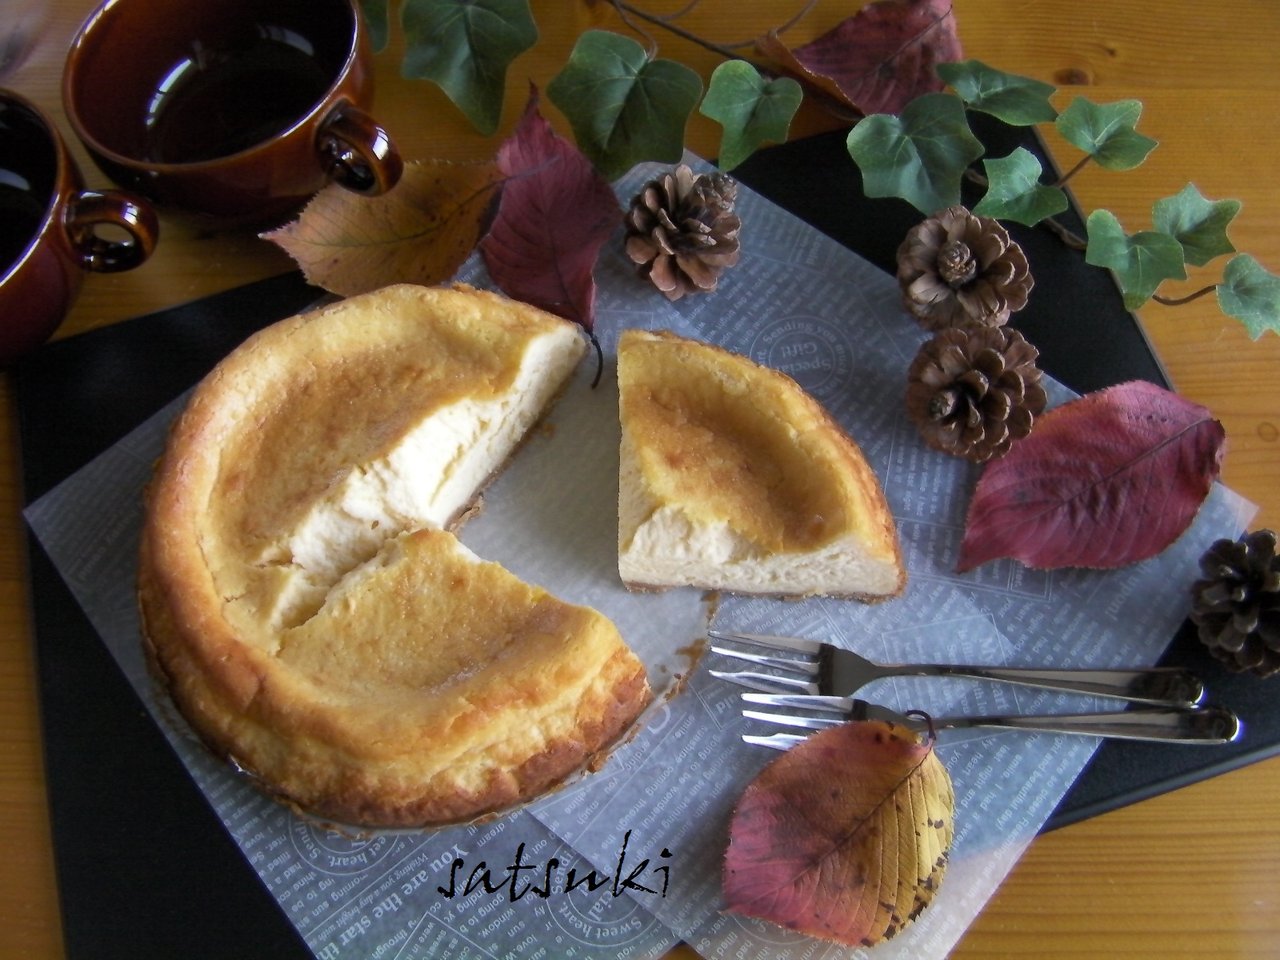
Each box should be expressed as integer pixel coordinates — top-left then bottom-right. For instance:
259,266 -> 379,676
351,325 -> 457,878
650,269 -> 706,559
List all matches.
437,831 -> 673,903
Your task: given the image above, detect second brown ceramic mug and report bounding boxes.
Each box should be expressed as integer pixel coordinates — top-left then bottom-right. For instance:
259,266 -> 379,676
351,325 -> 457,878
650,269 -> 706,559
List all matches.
62,0 -> 403,227
0,88 -> 157,363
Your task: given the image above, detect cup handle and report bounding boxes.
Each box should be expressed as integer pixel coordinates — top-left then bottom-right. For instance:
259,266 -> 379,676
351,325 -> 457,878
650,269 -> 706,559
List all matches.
65,190 -> 159,273
317,103 -> 403,196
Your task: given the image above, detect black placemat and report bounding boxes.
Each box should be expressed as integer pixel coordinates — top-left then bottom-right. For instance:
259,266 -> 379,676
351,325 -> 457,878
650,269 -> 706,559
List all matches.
18,274 -> 320,960
731,119 -> 1280,829
16,125 -> 1278,959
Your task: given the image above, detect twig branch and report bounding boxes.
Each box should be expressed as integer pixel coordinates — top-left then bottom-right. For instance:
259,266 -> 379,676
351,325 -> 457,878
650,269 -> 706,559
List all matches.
1038,216 -> 1088,251
611,0 -> 743,61
772,0 -> 822,36
655,0 -> 706,22
614,0 -> 820,52
717,0 -> 821,49
611,0 -> 659,58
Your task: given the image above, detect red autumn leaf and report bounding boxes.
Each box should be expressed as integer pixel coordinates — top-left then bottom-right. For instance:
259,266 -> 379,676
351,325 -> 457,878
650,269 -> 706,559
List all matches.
757,0 -> 962,117
723,721 -> 954,947
957,380 -> 1227,572
480,85 -> 621,332
262,159 -> 503,296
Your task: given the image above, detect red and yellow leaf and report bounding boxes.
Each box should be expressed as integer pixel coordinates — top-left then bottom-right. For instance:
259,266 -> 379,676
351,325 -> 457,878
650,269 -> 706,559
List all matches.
757,0 -> 962,118
723,720 -> 954,947
262,159 -> 503,296
958,380 -> 1227,571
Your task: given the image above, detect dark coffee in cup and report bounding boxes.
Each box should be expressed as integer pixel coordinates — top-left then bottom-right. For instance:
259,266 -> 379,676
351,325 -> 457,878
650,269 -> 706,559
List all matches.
0,89 -> 157,363
143,31 -> 336,165
63,0 -> 401,226
0,100 -> 54,273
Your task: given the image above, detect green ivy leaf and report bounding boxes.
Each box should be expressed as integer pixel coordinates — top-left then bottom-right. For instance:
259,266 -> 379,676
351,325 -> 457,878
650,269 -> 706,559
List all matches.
972,147 -> 1068,226
1218,254 -> 1280,339
400,0 -> 538,136
1152,184 -> 1240,267
361,0 -> 390,53
1055,97 -> 1158,171
845,93 -> 984,215
936,60 -> 1058,125
547,30 -> 703,180
699,61 -> 803,171
1085,209 -> 1187,309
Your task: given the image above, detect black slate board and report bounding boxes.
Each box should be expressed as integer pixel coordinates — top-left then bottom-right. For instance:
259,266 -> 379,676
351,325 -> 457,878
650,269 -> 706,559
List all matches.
16,123 -> 1279,959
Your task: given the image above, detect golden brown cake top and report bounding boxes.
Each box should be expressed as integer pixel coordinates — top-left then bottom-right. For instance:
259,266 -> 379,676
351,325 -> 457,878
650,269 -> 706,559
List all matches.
171,284 -> 576,602
618,328 -> 900,563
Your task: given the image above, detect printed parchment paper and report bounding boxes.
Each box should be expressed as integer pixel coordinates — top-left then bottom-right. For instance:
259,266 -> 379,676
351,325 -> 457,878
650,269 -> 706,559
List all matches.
26,156 -> 1254,960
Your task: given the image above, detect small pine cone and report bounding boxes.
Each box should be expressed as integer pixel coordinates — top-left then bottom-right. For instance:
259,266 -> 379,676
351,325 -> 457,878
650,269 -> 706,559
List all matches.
896,205 -> 1033,331
1189,529 -> 1280,677
906,324 -> 1047,462
624,164 -> 741,301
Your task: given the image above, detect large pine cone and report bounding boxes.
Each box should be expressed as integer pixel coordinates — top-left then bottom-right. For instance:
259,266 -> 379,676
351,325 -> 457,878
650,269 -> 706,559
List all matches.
897,206 -> 1033,331
1190,529 -> 1280,677
906,324 -> 1047,462
624,164 -> 741,301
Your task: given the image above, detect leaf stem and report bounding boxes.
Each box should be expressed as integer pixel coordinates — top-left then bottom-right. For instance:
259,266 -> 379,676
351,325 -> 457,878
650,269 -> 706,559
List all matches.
1053,153 -> 1093,188
1153,284 -> 1218,306
588,332 -> 605,388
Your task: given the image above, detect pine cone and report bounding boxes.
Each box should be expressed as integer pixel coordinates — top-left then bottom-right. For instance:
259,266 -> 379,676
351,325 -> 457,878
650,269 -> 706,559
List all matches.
905,324 -> 1047,462
1189,529 -> 1280,677
896,206 -> 1033,331
624,164 -> 741,301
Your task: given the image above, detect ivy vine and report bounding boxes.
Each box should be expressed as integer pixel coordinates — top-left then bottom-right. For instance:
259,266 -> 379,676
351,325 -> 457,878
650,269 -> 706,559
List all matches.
361,0 -> 1280,338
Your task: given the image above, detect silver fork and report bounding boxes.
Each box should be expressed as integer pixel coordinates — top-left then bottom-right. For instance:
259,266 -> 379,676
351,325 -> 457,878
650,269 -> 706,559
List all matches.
708,630 -> 1206,707
738,693 -> 1243,748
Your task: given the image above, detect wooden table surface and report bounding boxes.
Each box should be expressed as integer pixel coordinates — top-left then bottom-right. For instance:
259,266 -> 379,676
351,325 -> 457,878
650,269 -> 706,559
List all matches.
3,1 -> 1278,957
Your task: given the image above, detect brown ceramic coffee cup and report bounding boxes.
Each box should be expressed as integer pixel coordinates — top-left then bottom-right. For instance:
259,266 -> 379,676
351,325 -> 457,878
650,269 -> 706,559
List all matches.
0,88 -> 157,363
62,0 -> 402,227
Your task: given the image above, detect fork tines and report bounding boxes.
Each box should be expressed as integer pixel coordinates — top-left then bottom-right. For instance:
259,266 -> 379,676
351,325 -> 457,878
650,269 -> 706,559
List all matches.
742,732 -> 808,751
708,629 -> 824,695
708,630 -> 822,655
737,690 -> 851,752
741,709 -> 841,731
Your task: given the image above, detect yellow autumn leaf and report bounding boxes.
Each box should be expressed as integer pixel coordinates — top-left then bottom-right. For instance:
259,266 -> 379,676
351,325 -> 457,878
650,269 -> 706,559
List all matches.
262,159 -> 503,296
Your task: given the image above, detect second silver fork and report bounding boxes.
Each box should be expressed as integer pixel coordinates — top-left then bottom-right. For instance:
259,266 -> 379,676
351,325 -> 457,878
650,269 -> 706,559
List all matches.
737,693 -> 1243,748
709,630 -> 1207,707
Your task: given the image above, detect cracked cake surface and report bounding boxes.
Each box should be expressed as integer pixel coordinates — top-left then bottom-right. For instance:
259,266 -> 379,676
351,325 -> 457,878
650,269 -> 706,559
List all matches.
139,284 -> 650,827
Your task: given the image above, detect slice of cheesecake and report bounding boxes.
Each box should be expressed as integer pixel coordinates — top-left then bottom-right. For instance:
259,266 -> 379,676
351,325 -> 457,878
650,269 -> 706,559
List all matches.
139,283 -> 650,828
617,329 -> 905,600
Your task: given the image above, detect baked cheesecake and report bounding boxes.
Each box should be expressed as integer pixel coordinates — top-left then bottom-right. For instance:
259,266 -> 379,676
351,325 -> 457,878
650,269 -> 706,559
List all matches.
617,329 -> 905,600
139,283 -> 650,827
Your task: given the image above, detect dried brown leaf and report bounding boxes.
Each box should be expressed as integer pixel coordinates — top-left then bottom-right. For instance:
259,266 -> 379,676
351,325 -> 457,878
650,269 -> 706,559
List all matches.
262,159 -> 503,296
